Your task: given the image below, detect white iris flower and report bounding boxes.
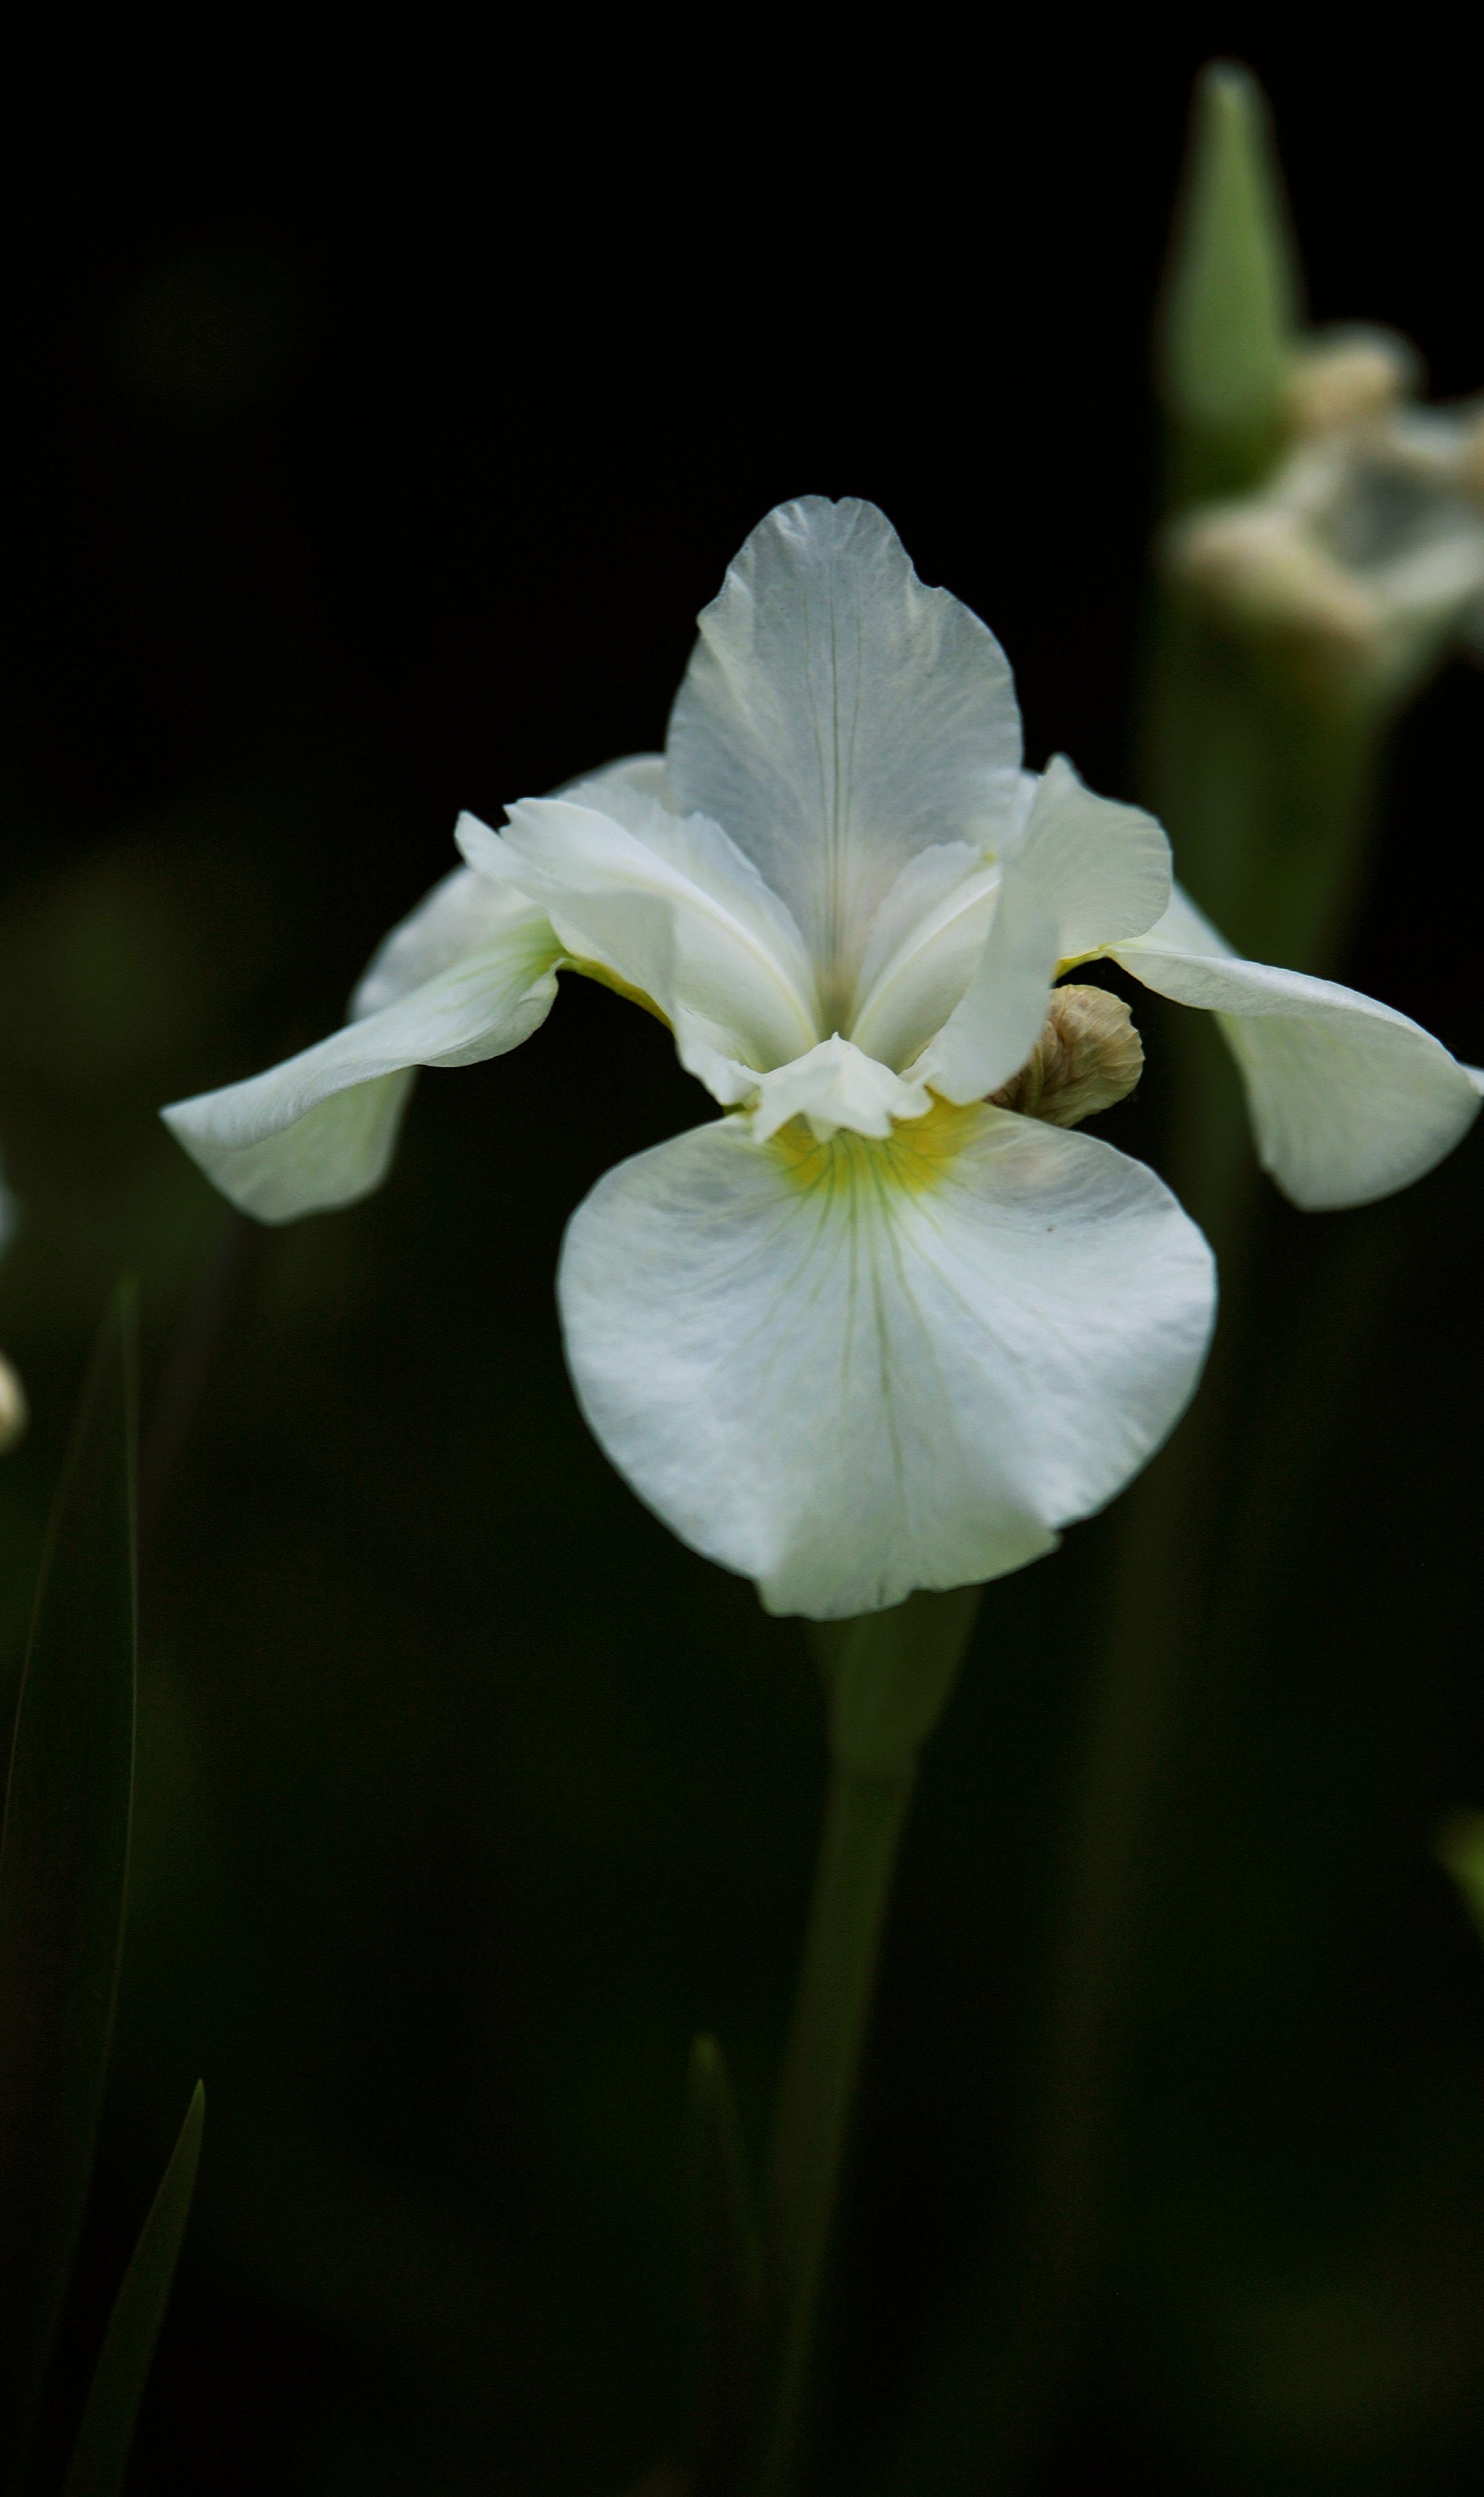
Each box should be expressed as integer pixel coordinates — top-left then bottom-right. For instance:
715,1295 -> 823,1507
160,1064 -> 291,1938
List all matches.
162,500 -> 1481,1617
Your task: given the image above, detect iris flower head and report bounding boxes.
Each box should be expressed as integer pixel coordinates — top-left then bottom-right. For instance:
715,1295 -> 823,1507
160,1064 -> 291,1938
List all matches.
164,500 -> 1481,1616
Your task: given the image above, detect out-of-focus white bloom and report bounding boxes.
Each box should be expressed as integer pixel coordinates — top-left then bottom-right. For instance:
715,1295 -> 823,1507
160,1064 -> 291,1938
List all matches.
0,1164 -> 25,1455
1169,327 -> 1484,697
163,501 -> 1480,1616
1284,325 -> 1422,437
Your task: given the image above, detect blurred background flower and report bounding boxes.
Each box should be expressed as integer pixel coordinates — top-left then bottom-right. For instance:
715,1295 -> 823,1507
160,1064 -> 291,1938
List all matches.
1168,346 -> 1484,705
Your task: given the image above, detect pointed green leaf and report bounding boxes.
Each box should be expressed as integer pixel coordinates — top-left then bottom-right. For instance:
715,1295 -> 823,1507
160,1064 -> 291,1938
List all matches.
0,1283 -> 139,2482
688,2034 -> 762,2496
63,2082 -> 204,2497
1158,60 -> 1302,499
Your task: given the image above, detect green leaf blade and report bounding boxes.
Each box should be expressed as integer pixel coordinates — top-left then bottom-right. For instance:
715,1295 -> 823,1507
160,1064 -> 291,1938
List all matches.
0,1283 -> 139,2480
63,2083 -> 205,2497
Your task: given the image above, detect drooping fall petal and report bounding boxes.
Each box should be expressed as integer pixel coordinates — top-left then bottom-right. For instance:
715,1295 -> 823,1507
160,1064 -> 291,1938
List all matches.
1114,885 -> 1480,1207
558,1101 -> 1215,1619
164,884 -> 562,1222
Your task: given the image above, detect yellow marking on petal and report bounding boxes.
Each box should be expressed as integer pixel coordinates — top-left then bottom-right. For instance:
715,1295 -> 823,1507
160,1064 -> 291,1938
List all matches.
563,957 -> 672,1029
768,1093 -> 983,1196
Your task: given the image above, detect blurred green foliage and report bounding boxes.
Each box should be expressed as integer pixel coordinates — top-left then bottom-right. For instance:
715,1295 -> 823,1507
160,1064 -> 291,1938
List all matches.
0,1291 -> 201,2494
63,2081 -> 204,2497
0,1290 -> 139,2482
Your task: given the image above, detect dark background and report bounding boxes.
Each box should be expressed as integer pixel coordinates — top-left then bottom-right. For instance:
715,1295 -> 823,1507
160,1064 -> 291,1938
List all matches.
4,27 -> 1484,2493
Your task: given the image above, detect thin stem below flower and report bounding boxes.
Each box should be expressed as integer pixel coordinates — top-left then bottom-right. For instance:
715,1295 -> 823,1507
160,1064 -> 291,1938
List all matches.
756,1588 -> 979,2497
759,1754 -> 914,2494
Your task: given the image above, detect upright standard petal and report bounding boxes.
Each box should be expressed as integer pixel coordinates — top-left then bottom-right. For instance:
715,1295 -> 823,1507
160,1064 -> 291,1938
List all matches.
1007,756 -> 1171,959
558,1104 -> 1215,1620
163,882 -> 563,1222
846,844 -> 1001,1073
1114,886 -> 1481,1209
919,758 -> 1171,1104
665,497 -> 1023,1005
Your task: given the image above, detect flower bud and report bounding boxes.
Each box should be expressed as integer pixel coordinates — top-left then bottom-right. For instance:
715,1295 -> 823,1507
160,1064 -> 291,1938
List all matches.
1158,63 -> 1301,498
0,1352 -> 27,1454
989,986 -> 1143,1128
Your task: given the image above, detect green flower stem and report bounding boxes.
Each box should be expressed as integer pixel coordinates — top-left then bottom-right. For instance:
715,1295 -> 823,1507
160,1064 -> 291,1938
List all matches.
757,1588 -> 980,2497
761,1751 -> 912,2492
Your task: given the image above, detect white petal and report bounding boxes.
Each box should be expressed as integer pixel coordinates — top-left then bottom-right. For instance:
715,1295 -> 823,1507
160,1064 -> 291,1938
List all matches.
352,864 -> 547,1015
555,750 -> 671,807
847,843 -> 1001,1071
1116,880 -> 1226,959
1114,886 -> 1480,1208
911,757 -> 1171,1104
748,1035 -> 932,1142
558,1104 -> 1216,1620
909,865 -> 1060,1104
1009,755 -> 1171,959
164,895 -> 562,1222
166,1068 -> 417,1226
665,497 -> 1022,1001
460,789 -> 821,1086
